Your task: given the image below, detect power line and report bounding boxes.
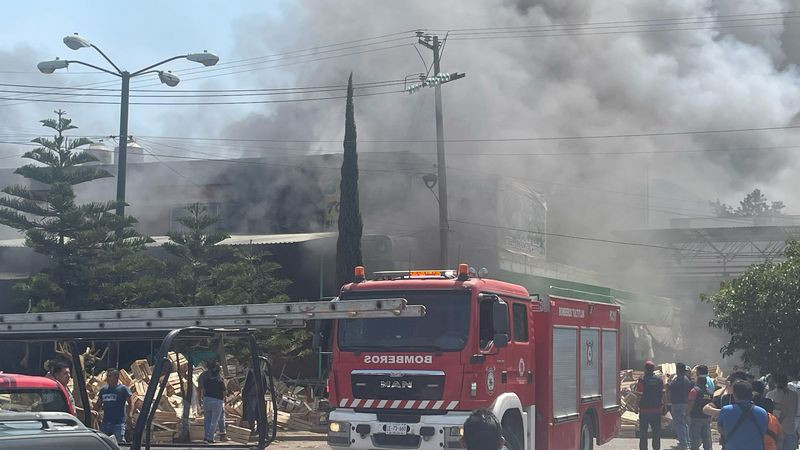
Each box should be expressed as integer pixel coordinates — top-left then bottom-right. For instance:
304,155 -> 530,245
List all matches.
0,78 -> 406,93
425,10 -> 795,33
0,88 -> 402,106
0,81 -> 407,99
442,12 -> 799,36
0,38 -> 416,107
447,20 -> 798,41
127,123 -> 800,143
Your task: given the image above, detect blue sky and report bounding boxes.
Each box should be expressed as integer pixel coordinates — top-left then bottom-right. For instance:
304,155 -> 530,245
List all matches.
1,1 -> 278,73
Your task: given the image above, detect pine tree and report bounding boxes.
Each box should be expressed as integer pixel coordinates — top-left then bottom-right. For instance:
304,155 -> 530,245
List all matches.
163,203 -> 234,306
0,111 -> 143,311
335,73 -> 363,289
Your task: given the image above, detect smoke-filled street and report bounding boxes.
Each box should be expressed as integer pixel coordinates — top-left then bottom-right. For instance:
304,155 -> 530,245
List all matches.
1,1 -> 800,450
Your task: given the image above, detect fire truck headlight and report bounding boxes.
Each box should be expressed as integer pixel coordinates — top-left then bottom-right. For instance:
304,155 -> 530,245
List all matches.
328,421 -> 351,446
470,381 -> 478,397
444,426 -> 465,448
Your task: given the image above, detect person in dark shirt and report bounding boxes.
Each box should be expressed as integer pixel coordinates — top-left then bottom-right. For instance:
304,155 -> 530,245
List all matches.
636,360 -> 665,450
687,376 -> 713,450
93,369 -> 133,444
702,371 -> 748,448
198,360 -> 227,443
462,409 -> 505,450
753,380 -> 776,413
242,363 -> 268,435
668,363 -> 692,449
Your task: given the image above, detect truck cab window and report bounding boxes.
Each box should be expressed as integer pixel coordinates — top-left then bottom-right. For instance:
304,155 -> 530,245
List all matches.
512,303 -> 528,342
479,298 -> 494,350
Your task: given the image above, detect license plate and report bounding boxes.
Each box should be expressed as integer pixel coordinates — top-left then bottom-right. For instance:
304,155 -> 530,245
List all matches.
385,423 -> 408,435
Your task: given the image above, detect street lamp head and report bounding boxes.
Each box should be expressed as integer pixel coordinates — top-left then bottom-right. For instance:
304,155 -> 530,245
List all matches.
63,33 -> 92,50
422,173 -> 438,189
158,70 -> 180,87
186,51 -> 219,67
37,58 -> 69,74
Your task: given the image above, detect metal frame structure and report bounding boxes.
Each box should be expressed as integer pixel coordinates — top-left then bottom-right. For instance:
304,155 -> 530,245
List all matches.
618,225 -> 800,277
0,298 -> 424,449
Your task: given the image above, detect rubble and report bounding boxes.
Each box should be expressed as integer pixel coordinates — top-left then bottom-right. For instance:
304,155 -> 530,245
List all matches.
618,363 -> 724,439
72,352 -> 328,444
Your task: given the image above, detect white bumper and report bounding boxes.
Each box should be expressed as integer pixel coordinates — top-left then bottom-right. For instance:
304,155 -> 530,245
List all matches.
328,408 -> 470,450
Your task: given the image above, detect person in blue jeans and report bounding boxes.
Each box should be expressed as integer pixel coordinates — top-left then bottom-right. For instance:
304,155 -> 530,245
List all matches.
94,368 -> 133,444
668,363 -> 693,449
198,360 -> 227,443
718,381 -> 768,450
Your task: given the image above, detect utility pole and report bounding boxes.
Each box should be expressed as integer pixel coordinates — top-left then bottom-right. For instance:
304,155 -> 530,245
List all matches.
415,33 -> 465,268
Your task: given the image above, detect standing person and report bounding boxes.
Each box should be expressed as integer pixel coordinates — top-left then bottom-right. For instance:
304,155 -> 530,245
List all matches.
754,380 -> 776,414
668,363 -> 693,450
93,369 -> 133,444
44,359 -> 75,414
754,382 -> 783,450
198,360 -> 227,444
718,381 -> 768,450
696,365 -> 716,393
461,409 -> 505,450
767,374 -> 798,450
636,360 -> 665,450
687,375 -> 713,450
242,362 -> 268,436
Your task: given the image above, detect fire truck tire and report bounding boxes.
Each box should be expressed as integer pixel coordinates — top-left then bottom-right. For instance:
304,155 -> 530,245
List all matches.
501,422 -> 523,450
580,416 -> 594,450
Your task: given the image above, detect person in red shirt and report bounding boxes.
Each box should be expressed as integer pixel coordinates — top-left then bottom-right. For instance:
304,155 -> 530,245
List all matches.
636,360 -> 666,450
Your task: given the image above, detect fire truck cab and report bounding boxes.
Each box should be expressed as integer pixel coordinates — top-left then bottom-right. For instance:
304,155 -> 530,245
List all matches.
327,264 -> 621,450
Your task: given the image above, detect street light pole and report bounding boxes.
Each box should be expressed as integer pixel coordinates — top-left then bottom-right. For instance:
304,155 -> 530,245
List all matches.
115,71 -> 131,221
431,35 -> 449,269
38,34 -> 219,236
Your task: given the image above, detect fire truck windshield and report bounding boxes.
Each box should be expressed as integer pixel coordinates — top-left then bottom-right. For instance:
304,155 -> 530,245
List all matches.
338,290 -> 470,352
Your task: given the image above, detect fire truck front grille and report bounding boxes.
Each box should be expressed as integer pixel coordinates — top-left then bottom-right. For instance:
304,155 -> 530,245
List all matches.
351,371 -> 445,400
373,433 -> 422,448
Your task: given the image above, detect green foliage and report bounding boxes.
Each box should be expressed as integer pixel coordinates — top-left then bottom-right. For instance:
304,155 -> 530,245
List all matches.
710,188 -> 785,217
702,240 -> 800,375
0,111 -> 152,311
163,204 -> 306,357
335,73 -> 363,289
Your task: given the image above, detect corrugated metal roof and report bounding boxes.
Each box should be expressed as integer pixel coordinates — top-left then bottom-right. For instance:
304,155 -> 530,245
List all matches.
0,232 -> 337,249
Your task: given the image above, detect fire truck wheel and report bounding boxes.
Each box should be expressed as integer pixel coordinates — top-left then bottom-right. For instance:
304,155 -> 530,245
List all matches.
580,416 -> 594,450
501,422 -> 523,450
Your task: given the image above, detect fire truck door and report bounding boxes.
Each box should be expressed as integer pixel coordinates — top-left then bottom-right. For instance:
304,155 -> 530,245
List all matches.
477,294 -> 510,400
506,300 -> 534,399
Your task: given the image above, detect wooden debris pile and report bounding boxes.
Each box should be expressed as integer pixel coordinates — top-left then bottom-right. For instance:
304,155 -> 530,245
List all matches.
73,353 -> 328,444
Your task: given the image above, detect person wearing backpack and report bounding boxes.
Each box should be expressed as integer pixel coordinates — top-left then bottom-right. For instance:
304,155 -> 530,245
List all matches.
687,376 -> 713,450
718,381 -> 768,450
636,360 -> 666,450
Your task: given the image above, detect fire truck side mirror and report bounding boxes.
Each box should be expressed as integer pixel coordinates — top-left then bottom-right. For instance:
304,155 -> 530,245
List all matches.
492,300 -> 510,348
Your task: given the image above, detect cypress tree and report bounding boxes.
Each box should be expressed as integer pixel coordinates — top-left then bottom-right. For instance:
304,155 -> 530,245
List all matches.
335,73 -> 363,288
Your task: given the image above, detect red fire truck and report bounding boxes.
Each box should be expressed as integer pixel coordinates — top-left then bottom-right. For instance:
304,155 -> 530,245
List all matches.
327,264 -> 621,450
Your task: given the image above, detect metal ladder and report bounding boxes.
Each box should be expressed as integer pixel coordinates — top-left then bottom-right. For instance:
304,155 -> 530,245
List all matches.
0,297 -> 424,338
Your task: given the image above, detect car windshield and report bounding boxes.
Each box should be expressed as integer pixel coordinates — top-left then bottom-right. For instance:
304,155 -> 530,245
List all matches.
0,389 -> 69,414
338,290 -> 470,352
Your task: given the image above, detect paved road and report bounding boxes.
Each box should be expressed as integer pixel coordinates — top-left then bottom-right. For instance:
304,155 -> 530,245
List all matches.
205,436 -> 721,449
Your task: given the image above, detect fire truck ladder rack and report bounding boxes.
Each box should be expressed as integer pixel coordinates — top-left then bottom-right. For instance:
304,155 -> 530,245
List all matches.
0,298 -> 424,450
0,298 -> 422,339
